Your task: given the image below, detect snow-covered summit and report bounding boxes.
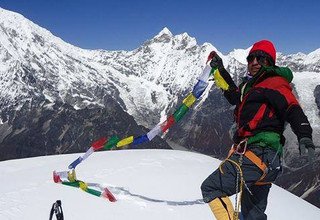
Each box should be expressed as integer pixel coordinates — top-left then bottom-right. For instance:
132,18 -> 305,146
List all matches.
228,48 -> 251,65
0,7 -> 90,60
305,48 -> 320,64
0,149 -> 319,220
155,27 -> 173,38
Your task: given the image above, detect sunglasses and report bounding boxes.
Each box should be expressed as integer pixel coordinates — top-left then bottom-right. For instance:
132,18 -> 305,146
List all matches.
246,54 -> 268,64
246,51 -> 270,65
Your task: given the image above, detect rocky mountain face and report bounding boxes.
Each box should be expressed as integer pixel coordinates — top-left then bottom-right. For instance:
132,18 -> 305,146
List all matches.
275,160 -> 320,209
0,8 -> 319,207
0,96 -> 170,161
0,8 -> 171,161
315,85 -> 320,112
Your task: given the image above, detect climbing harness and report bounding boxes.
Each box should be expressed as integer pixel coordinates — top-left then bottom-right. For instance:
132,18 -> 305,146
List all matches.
219,138 -> 272,220
227,139 -> 270,185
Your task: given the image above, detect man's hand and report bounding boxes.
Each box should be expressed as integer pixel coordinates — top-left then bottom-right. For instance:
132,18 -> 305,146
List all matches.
299,137 -> 316,164
210,52 -> 224,70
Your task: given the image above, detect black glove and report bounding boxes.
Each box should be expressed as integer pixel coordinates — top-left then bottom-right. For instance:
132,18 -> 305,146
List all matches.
210,52 -> 224,70
209,51 -> 237,89
299,137 -> 315,164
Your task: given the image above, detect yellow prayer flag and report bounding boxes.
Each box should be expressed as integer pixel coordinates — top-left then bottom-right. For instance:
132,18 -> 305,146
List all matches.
213,69 -> 229,91
79,181 -> 88,191
182,93 -> 196,107
116,136 -> 134,147
67,169 -> 77,182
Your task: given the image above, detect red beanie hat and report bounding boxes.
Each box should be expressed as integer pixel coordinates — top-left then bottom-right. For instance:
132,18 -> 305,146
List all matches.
249,40 -> 276,63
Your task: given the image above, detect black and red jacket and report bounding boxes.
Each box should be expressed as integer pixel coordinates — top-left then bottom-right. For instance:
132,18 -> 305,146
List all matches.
220,66 -> 312,146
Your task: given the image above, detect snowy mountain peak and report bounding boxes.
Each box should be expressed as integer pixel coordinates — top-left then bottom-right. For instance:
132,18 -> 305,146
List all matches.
156,27 -> 173,37
151,28 -> 197,50
308,48 -> 320,56
228,48 -> 251,65
0,7 -> 23,21
173,32 -> 197,49
306,48 -> 320,64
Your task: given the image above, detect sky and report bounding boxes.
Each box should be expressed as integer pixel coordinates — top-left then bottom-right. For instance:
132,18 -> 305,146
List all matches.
0,0 -> 319,54
1,149 -> 319,219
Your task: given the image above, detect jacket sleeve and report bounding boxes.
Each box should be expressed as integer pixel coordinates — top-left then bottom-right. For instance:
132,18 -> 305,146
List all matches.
218,67 -> 240,105
224,87 -> 240,105
260,76 -> 312,140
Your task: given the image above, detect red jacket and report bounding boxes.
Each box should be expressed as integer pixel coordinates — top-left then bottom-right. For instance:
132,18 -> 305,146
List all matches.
221,66 -> 312,146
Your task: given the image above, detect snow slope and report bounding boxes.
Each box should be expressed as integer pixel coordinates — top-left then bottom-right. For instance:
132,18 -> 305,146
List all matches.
0,149 -> 319,220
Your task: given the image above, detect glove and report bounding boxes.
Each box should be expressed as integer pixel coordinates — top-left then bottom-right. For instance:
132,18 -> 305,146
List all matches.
299,137 -> 315,164
208,51 -> 237,90
209,52 -> 224,70
209,52 -> 228,90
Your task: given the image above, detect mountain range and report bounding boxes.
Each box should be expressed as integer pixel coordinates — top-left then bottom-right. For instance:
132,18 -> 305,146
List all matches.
0,7 -> 319,208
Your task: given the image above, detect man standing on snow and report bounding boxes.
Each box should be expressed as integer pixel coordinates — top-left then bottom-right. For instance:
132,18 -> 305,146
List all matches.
201,40 -> 316,220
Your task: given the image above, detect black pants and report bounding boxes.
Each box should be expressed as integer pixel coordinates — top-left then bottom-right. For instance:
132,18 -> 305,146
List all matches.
201,146 -> 281,220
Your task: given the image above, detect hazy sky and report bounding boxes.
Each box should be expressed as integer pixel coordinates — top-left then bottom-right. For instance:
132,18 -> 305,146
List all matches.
1,0 -> 319,54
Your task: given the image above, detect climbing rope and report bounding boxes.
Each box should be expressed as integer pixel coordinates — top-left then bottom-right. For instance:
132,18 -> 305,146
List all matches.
219,157 -> 245,220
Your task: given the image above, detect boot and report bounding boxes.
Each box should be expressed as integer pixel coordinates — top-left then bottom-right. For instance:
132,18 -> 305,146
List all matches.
208,196 -> 234,220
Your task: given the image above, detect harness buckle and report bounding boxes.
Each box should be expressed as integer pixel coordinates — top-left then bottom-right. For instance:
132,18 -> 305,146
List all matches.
232,138 -> 248,155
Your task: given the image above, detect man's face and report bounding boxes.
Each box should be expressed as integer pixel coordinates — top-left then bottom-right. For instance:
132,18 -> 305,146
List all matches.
247,51 -> 271,76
